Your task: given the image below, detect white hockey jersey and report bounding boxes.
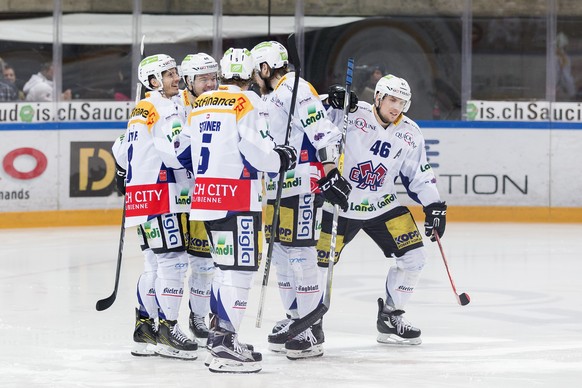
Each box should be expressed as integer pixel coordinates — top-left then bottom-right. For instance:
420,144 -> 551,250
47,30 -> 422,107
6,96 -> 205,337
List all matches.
263,73 -> 342,199
116,90 -> 192,227
326,101 -> 441,220
175,84 -> 281,221
172,89 -> 195,121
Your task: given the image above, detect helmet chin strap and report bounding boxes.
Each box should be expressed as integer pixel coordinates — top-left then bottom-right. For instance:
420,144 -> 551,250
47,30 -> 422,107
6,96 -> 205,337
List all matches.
375,96 -> 391,125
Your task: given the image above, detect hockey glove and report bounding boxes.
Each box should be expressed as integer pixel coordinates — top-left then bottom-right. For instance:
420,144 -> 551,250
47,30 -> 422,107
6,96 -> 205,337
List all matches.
328,84 -> 358,113
274,145 -> 298,173
423,202 -> 447,241
317,168 -> 352,211
114,163 -> 127,195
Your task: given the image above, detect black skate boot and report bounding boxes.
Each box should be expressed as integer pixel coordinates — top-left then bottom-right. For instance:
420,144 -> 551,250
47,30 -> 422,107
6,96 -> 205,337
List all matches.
204,314 -> 254,366
189,312 -> 210,339
267,315 -> 293,353
156,318 -> 198,360
376,298 -> 421,345
285,319 -> 325,360
131,308 -> 158,357
208,329 -> 262,373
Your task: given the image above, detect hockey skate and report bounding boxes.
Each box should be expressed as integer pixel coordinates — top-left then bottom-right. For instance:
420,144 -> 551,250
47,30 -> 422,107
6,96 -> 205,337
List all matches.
155,319 -> 198,360
267,316 -> 293,353
207,329 -> 262,373
203,314 -> 254,366
376,298 -> 422,345
189,312 -> 209,339
131,308 -> 158,357
285,320 -> 325,360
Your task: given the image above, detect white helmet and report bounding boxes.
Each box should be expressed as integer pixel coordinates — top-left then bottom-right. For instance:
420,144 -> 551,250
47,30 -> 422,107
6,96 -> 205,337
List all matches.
374,74 -> 412,112
219,48 -> 254,80
251,41 -> 288,70
181,53 -> 218,82
138,54 -> 177,90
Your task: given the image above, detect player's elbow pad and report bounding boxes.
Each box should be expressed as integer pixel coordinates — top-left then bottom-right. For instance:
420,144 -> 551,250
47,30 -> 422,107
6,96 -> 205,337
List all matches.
317,143 -> 340,165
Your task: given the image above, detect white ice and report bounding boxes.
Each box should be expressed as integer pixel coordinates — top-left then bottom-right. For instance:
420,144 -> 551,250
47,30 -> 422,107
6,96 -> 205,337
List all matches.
1,222 -> 581,387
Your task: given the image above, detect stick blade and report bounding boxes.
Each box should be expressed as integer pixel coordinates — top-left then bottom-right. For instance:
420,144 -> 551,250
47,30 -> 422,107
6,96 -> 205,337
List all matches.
95,294 -> 115,311
458,292 -> 471,306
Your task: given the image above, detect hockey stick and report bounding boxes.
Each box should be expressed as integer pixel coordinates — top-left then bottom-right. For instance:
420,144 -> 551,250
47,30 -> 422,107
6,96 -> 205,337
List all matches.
266,59 -> 355,341
95,35 -> 146,312
96,204 -> 126,311
433,230 -> 471,306
323,57 -> 354,308
256,33 -> 301,328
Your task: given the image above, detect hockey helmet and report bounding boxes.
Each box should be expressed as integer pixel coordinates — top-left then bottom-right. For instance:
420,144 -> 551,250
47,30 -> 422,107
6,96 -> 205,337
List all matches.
219,48 -> 254,80
251,41 -> 288,70
374,74 -> 412,112
138,54 -> 177,90
181,53 -> 219,83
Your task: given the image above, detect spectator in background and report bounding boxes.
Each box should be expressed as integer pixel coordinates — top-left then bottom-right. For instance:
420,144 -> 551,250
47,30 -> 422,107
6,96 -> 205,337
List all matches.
358,64 -> 385,103
0,56 -> 18,102
3,64 -> 25,100
556,32 -> 577,100
23,61 -> 72,102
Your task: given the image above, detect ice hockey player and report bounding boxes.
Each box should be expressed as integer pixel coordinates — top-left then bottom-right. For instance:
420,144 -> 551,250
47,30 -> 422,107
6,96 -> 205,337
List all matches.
112,134 -> 161,358
174,53 -> 220,341
251,41 -> 352,360
116,54 -> 198,359
174,47 -> 297,373
317,75 -> 447,345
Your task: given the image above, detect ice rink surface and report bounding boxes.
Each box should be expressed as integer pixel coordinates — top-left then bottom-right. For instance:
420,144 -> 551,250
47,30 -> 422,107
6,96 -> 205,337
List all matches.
1,222 -> 581,387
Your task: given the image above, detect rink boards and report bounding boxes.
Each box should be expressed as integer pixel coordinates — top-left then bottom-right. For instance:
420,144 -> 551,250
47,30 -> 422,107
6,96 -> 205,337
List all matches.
1,113 -> 582,227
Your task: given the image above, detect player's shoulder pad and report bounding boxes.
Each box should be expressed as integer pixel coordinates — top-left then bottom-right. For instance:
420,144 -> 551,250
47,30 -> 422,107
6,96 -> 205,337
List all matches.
130,99 -> 157,122
357,101 -> 374,114
400,115 -> 421,132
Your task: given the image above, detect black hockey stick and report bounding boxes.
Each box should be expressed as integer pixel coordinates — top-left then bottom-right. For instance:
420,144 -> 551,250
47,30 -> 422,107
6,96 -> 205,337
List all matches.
96,35 -> 145,311
269,58 -> 356,340
323,57 -> 354,308
96,204 -> 126,311
433,230 -> 471,306
256,33 -> 301,328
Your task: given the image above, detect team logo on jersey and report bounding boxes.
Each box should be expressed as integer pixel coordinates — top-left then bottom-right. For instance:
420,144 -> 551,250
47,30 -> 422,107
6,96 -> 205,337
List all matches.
394,131 -> 417,149
175,188 -> 191,205
234,96 -> 247,113
142,222 -> 161,239
350,198 -> 376,212
211,233 -> 234,256
355,117 -> 369,133
237,216 -> 255,266
349,161 -> 387,191
297,194 -> 313,240
377,193 -> 397,209
300,105 -> 324,128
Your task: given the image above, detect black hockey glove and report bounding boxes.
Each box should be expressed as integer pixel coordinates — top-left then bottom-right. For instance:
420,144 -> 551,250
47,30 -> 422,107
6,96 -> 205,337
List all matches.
328,84 -> 358,113
317,168 -> 352,211
423,202 -> 447,241
114,163 -> 127,195
273,145 -> 298,173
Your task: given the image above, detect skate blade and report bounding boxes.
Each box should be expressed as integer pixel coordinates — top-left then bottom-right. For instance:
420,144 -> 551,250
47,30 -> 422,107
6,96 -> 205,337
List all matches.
268,342 -> 287,353
204,350 -> 213,367
155,344 -> 198,360
285,344 -> 324,360
131,342 -> 158,357
376,333 -> 422,345
208,357 -> 261,373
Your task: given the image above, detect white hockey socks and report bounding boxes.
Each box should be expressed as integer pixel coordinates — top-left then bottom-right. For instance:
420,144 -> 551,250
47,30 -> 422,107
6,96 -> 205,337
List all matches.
213,269 -> 254,332
155,251 -> 187,321
385,248 -> 427,310
187,255 -> 214,317
137,248 -> 158,318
